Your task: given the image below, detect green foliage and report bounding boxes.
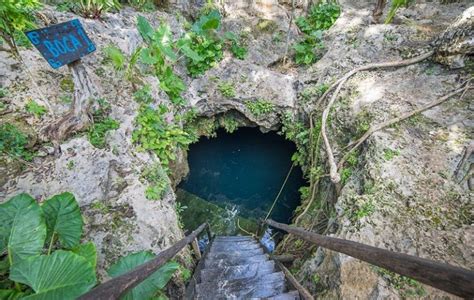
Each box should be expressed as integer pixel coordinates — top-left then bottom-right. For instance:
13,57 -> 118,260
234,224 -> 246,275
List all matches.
133,85 -> 153,104
104,44 -> 143,82
77,0 -> 121,19
107,251 -> 179,300
0,193 -> 46,265
10,250 -> 97,299
217,81 -> 235,98
137,16 -> 188,106
185,10 -> 224,76
42,192 -> 83,250
293,31 -> 324,65
142,164 -> 170,200
126,0 -> 156,11
293,2 -> 340,65
385,0 -> 412,24
60,77 -> 74,93
0,0 -> 41,54
0,88 -> 8,98
87,98 -> 120,148
220,116 -> 239,133
375,267 -> 426,298
341,150 -> 358,184
0,192 -> 97,298
71,242 -> 97,270
103,44 -> 125,71
296,2 -> 340,34
186,34 -> 223,77
352,200 -> 375,220
0,123 -> 33,161
132,104 -> 192,167
191,9 -> 221,35
383,148 -> 400,161
300,84 -> 329,102
280,112 -> 313,168
179,265 -> 191,282
88,117 -> 120,148
224,32 -> 247,60
25,100 -> 47,118
245,99 -> 274,117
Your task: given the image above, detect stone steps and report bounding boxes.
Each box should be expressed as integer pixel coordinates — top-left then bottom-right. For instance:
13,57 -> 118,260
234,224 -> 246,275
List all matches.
188,236 -> 301,299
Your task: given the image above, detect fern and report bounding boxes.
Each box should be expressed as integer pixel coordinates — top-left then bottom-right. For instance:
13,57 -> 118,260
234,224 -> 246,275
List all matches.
103,45 -> 125,71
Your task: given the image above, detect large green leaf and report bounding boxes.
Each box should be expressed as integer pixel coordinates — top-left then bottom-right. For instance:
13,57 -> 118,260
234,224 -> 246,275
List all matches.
192,10 -> 221,34
107,251 -> 179,300
137,15 -> 154,44
71,242 -> 97,270
42,192 -> 83,249
9,250 -> 97,300
0,193 -> 46,265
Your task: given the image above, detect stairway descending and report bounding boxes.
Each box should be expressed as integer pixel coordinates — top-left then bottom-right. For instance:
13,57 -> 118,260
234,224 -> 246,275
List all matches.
186,236 -> 300,300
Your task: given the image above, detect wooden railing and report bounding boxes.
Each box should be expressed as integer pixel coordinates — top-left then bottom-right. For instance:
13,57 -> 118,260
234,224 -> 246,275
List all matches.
265,219 -> 474,299
79,223 -> 211,300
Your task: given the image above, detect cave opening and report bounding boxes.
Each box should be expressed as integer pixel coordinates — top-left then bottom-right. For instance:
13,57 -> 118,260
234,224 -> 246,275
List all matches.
176,126 -> 306,238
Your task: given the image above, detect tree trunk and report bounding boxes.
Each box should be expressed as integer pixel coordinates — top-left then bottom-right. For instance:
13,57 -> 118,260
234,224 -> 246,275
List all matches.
372,0 -> 386,24
44,60 -> 97,142
432,6 -> 474,68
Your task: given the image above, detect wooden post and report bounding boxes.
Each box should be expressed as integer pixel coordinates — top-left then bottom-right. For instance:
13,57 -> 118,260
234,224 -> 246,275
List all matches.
266,219 -> 474,299
191,238 -> 201,259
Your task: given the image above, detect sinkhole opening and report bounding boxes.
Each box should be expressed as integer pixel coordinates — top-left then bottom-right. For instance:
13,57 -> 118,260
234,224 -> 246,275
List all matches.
177,126 -> 306,239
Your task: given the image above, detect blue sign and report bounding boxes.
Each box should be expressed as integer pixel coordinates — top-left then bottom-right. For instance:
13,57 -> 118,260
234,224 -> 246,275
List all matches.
25,19 -> 96,69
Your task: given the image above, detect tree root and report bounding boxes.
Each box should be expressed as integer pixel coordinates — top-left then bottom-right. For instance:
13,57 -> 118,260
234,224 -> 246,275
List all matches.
337,80 -> 472,170
43,60 -> 97,143
318,51 -> 435,183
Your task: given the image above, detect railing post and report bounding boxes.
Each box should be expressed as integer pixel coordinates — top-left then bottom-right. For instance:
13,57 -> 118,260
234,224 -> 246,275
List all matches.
191,238 -> 201,259
205,224 -> 212,242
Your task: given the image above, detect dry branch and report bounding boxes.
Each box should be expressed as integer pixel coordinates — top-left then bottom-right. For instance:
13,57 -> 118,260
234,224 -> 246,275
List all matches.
318,51 -> 434,183
338,81 -> 472,170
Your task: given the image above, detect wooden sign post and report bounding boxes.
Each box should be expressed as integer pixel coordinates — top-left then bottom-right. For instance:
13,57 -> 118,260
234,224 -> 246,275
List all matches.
25,19 -> 98,142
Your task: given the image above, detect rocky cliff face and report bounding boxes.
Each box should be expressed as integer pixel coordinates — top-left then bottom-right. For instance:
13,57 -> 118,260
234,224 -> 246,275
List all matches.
0,0 -> 472,299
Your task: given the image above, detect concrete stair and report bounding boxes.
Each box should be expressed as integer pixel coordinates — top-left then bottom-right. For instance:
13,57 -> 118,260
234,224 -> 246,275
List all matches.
186,236 -> 300,300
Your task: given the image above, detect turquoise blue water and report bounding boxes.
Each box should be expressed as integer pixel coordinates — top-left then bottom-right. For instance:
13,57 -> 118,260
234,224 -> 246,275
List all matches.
178,127 -> 306,225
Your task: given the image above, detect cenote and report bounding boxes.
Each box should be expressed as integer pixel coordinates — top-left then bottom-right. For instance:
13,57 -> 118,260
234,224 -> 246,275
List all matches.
177,127 -> 306,237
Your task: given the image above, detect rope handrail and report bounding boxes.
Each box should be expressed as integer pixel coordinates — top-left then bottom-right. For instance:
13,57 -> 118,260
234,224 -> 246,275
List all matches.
265,219 -> 474,299
79,223 -> 211,300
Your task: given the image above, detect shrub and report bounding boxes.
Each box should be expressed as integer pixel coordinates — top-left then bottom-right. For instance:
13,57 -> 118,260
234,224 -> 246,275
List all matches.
295,2 -> 341,34
224,32 -> 247,60
293,31 -> 324,65
142,163 -> 170,200
137,16 -> 190,106
103,44 -> 125,71
246,99 -> 274,117
126,0 -> 156,11
132,104 -> 192,167
25,99 -> 47,118
185,10 -> 223,76
77,0 -> 121,19
88,117 -> 119,148
0,0 -> 41,55
217,81 -> 235,98
0,123 -> 34,161
293,2 -> 340,65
